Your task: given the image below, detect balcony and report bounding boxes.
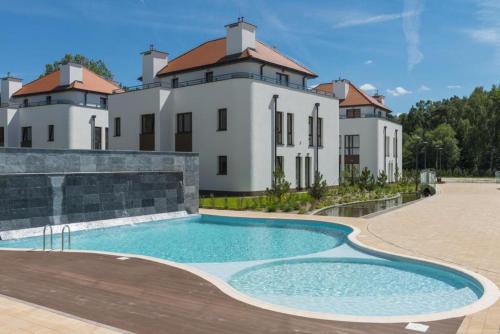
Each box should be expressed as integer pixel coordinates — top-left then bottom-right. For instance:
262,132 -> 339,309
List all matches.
340,113 -> 400,124
114,72 -> 333,98
1,99 -> 108,109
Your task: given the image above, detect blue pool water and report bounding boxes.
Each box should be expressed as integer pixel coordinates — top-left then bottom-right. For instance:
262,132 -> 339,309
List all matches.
0,215 -> 483,316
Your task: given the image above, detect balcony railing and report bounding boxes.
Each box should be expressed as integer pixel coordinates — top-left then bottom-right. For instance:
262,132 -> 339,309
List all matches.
114,72 -> 333,97
1,99 -> 107,109
340,113 -> 400,124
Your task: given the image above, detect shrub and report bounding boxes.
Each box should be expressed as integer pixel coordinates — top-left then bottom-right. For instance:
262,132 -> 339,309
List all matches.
377,170 -> 388,188
308,171 -> 328,201
266,169 -> 291,201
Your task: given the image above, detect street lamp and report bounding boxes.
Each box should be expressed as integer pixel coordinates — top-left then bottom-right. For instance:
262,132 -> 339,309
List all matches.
415,141 -> 427,191
435,146 -> 441,170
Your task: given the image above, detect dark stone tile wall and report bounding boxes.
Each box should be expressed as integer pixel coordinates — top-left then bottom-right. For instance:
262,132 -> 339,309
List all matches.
0,148 -> 199,232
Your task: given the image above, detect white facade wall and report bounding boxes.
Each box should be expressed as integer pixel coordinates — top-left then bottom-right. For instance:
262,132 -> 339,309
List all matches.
0,92 -> 109,150
109,77 -> 339,192
339,111 -> 402,182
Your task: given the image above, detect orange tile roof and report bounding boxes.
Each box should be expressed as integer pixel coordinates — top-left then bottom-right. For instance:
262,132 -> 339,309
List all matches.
316,81 -> 391,112
156,38 -> 316,77
13,67 -> 120,97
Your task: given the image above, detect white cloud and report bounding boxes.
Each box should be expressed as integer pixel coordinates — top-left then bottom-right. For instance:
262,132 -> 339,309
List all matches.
418,85 -> 431,91
386,86 -> 412,96
334,12 -> 408,28
403,0 -> 424,71
447,85 -> 461,89
467,28 -> 499,44
360,83 -> 377,92
364,60 -> 373,65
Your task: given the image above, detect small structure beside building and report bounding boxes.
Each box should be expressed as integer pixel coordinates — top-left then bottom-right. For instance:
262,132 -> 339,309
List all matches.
0,63 -> 119,150
0,148 -> 198,232
316,80 -> 402,182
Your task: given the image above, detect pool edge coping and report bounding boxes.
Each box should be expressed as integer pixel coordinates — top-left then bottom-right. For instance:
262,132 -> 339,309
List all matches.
0,211 -> 497,324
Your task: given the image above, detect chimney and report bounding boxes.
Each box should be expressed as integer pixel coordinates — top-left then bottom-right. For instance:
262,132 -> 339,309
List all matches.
225,17 -> 256,55
372,93 -> 385,105
142,45 -> 168,85
1,74 -> 23,106
59,62 -> 83,86
333,79 -> 350,100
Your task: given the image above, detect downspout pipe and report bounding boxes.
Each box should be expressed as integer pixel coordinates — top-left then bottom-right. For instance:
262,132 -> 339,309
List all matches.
383,125 -> 387,174
90,115 -> 96,150
273,94 -> 279,183
315,102 -> 320,176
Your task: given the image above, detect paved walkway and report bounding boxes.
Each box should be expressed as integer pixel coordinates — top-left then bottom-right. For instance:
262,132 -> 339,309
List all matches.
354,183 -> 500,334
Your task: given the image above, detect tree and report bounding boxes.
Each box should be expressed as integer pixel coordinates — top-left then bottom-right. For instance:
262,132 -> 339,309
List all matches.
377,170 -> 387,187
308,171 -> 328,201
42,54 -> 113,80
358,167 -> 372,191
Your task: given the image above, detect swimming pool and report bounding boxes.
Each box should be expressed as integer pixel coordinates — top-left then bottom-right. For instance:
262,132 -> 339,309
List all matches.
0,214 -> 492,319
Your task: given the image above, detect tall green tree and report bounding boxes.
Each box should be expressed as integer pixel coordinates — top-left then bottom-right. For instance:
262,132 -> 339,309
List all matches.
42,54 -> 113,80
399,85 -> 500,175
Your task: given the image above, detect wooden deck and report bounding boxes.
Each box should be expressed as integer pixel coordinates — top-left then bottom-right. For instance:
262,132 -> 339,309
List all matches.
0,251 -> 464,334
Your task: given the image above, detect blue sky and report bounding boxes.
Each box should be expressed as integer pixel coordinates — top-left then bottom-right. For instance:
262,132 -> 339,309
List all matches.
0,0 -> 499,114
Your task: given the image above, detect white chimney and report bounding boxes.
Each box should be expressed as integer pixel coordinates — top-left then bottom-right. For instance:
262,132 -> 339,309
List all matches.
333,79 -> 350,100
373,94 -> 385,105
1,75 -> 23,106
59,62 -> 83,86
225,18 -> 256,55
142,45 -> 168,85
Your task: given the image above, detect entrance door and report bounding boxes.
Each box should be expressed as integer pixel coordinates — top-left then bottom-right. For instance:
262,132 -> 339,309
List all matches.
140,114 -> 155,151
295,156 -> 302,190
175,113 -> 192,152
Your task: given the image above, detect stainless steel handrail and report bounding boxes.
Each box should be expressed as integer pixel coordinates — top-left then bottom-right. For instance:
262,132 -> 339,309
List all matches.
42,225 -> 53,251
61,225 -> 71,251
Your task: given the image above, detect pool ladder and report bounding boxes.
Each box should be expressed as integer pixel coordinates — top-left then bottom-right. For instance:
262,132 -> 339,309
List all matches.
42,224 -> 71,251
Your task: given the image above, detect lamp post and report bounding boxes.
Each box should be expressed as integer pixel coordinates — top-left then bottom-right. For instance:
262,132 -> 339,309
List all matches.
415,141 -> 427,191
435,146 -> 441,170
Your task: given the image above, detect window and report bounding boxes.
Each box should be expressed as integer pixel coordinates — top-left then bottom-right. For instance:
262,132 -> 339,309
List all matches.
385,136 -> 390,157
172,78 -> 179,88
0,127 -> 4,147
217,108 -> 227,131
114,117 -> 121,137
276,111 -> 283,145
48,125 -> 54,142
21,126 -> 32,147
344,135 -> 360,156
100,97 -> 107,109
308,116 -> 313,146
317,117 -> 323,147
346,109 -> 361,118
205,71 -> 214,83
276,156 -> 284,173
217,156 -> 227,175
177,113 -> 192,134
141,114 -> 155,134
23,99 -> 28,107
105,128 -> 109,150
94,127 -> 102,149
286,113 -> 293,145
276,72 -> 289,86
46,96 -> 52,105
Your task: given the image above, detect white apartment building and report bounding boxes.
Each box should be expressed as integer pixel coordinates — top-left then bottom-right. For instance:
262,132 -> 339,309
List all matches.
109,18 -> 340,194
0,63 -> 119,150
316,80 -> 403,182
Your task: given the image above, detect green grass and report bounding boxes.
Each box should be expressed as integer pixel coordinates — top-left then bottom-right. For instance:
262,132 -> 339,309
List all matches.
200,183 -> 417,213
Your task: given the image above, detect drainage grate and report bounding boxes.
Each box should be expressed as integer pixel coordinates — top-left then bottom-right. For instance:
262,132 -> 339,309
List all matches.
405,323 -> 429,332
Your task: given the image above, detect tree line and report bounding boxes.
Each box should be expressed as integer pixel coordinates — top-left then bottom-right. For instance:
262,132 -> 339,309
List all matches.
398,85 -> 500,176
